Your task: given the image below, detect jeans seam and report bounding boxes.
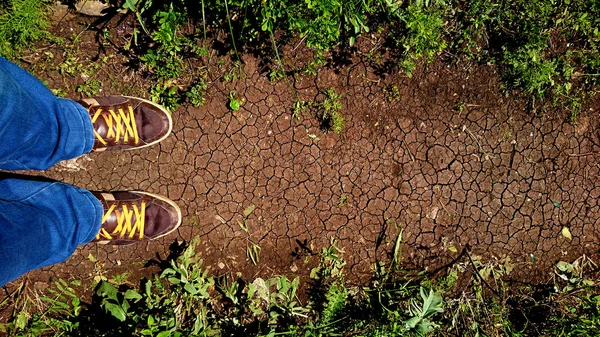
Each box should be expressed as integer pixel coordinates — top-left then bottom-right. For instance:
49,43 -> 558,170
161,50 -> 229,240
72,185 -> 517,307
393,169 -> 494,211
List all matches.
11,183 -> 55,202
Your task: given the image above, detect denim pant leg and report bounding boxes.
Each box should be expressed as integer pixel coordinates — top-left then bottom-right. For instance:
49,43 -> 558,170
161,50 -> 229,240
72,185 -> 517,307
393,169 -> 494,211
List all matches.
0,178 -> 103,286
0,56 -> 95,170
0,57 -> 103,286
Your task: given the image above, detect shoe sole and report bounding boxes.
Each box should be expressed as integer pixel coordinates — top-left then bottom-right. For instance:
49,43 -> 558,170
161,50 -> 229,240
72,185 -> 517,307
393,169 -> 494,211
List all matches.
122,95 -> 174,150
95,191 -> 183,245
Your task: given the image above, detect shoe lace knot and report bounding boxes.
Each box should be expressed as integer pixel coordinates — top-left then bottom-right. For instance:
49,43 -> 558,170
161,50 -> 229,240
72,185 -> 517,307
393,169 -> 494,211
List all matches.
96,202 -> 146,240
91,106 -> 140,146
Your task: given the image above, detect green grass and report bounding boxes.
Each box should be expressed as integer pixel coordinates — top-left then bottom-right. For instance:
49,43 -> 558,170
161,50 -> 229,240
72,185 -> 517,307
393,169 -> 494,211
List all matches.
138,4 -> 208,111
0,0 -> 52,57
395,4 -> 448,77
5,233 -> 600,336
3,0 -> 600,112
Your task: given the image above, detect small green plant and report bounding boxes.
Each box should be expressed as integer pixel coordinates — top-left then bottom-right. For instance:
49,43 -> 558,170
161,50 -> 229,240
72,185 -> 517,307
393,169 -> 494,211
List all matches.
293,89 -> 345,134
121,0 -> 152,39
186,76 -> 208,107
13,237 -> 600,335
0,280 -> 82,335
50,88 -> 67,97
268,68 -> 286,82
247,276 -> 308,327
338,193 -> 349,207
228,91 -> 243,111
310,239 -> 346,280
455,101 -> 467,113
110,272 -> 130,285
57,56 -> 84,77
76,78 -> 103,97
385,84 -> 401,102
320,88 -> 345,134
222,60 -> 244,83
140,5 -> 186,80
404,287 -> 444,333
238,204 -> 261,265
555,256 -> 596,292
292,100 -> 310,121
150,82 -> 180,112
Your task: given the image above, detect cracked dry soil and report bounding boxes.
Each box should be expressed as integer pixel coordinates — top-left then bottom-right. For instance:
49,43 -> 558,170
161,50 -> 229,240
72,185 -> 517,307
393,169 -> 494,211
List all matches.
5,22 -> 600,294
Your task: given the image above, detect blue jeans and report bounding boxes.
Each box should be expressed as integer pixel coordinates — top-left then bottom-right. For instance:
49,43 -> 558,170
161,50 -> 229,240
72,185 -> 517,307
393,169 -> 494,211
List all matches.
0,57 -> 103,286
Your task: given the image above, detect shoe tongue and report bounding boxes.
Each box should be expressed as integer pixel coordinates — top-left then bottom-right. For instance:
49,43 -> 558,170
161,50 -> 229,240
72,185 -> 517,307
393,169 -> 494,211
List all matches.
135,106 -> 145,140
143,204 -> 171,237
138,104 -> 163,143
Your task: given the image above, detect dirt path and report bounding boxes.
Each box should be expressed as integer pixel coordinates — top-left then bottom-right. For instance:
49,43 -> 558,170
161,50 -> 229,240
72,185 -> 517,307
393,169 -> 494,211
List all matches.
2,44 -> 591,293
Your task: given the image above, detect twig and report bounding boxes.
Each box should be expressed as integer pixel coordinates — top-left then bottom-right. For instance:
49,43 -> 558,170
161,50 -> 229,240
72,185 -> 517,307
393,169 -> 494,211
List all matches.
568,152 -> 599,157
462,125 -> 493,161
403,143 -> 415,162
224,0 -> 241,63
439,199 -> 456,218
0,281 -> 25,309
465,249 -> 501,299
201,0 -> 207,41
573,73 -> 600,77
293,35 -> 308,51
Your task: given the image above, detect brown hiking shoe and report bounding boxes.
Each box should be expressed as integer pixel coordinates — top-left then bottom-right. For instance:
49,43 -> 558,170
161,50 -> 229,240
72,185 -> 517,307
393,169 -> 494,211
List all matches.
92,191 -> 182,245
78,96 -> 173,151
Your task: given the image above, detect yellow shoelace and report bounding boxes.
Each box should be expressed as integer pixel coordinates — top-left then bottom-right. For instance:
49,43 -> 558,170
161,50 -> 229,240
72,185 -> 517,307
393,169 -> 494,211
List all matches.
96,202 -> 146,240
91,106 -> 140,146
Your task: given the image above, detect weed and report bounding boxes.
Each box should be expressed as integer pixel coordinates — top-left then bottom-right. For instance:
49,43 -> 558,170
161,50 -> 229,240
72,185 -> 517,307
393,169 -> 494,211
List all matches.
503,45 -> 557,98
76,78 -> 103,97
385,84 -> 401,102
0,279 -> 82,336
320,88 -> 345,134
268,68 -> 286,82
121,0 -> 152,39
405,287 -> 444,333
338,193 -> 349,207
228,91 -> 243,111
222,60 -> 244,83
292,100 -> 310,121
110,272 -> 130,285
137,4 -> 209,111
150,82 -> 180,112
50,88 -> 67,98
395,4 -> 447,77
238,204 -> 261,265
452,0 -> 496,61
310,239 -> 345,280
0,0 -> 52,57
57,56 -> 84,77
186,74 -> 208,107
555,256 -> 596,292
139,6 -> 186,80
246,242 -> 261,265
10,235 -> 600,336
223,0 -> 240,62
293,89 -> 345,134
322,88 -> 342,113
